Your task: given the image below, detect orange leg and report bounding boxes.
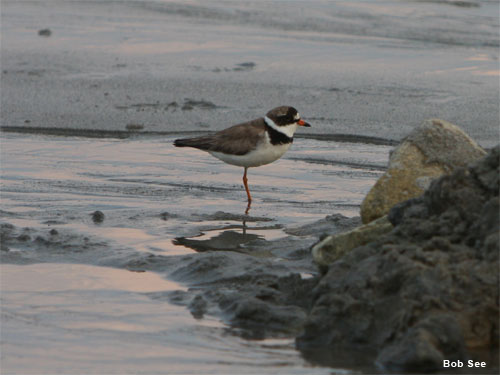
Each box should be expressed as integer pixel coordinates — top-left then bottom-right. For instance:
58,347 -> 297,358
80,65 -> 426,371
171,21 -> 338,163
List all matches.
243,167 -> 252,203
243,167 -> 252,214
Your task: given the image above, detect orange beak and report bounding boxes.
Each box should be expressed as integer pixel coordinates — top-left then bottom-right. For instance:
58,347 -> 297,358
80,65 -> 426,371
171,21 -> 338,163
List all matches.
297,119 -> 311,127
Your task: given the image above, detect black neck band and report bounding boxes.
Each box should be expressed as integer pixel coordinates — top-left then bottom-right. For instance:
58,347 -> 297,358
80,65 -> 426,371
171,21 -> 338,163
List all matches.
265,124 -> 293,145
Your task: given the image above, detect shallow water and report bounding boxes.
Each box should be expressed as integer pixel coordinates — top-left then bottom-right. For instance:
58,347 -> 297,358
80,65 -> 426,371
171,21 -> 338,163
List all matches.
1,133 -> 389,374
1,133 -> 387,227
2,263 -> 330,375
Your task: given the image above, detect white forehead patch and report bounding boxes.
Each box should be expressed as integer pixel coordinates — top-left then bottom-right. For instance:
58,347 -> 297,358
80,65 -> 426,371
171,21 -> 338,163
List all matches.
294,112 -> 300,120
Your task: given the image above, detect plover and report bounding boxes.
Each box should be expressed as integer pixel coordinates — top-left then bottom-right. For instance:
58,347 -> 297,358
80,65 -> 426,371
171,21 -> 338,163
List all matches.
174,106 -> 311,212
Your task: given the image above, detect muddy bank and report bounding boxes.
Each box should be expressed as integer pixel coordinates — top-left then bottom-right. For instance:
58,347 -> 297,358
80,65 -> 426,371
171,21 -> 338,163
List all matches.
0,212 -> 360,338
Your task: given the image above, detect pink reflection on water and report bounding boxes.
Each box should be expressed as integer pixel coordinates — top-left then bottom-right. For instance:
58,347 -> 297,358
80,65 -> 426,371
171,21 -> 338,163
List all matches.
1,263 -> 184,293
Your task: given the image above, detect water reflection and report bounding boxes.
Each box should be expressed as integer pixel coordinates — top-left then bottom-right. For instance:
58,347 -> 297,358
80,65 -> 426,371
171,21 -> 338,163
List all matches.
173,213 -> 288,254
174,229 -> 260,253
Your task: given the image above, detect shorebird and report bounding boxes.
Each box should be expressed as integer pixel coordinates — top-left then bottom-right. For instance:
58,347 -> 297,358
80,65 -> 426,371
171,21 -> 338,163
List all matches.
174,106 -> 311,212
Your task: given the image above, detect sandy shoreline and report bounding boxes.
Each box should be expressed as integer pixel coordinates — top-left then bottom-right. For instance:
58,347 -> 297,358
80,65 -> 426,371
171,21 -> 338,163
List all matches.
1,0 -> 499,147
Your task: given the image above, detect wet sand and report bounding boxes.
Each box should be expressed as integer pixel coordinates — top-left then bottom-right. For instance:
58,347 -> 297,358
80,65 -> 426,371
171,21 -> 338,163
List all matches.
1,0 -> 499,146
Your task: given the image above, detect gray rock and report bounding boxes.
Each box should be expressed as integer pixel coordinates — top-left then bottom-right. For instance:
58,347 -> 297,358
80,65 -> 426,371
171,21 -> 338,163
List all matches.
405,119 -> 487,171
360,119 -> 486,223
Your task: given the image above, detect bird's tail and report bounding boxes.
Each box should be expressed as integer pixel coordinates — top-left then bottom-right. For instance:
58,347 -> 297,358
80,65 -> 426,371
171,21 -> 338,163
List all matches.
173,138 -> 190,147
173,137 -> 211,150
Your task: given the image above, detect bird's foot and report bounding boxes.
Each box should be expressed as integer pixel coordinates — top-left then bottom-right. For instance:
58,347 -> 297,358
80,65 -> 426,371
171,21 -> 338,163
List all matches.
245,200 -> 252,215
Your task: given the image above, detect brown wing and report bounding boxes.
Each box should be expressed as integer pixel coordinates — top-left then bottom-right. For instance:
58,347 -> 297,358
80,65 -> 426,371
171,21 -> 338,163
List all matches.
174,118 -> 266,155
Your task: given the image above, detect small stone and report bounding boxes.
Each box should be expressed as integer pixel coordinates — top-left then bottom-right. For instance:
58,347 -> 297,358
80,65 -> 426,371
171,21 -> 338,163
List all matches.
38,29 -> 52,37
91,210 -> 105,223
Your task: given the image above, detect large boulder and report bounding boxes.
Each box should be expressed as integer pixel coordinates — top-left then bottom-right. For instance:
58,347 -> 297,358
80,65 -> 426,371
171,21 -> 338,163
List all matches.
297,146 -> 499,372
360,119 -> 486,224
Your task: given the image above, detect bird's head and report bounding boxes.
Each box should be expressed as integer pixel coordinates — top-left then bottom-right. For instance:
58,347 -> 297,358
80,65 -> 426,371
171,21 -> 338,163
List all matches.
264,106 -> 311,137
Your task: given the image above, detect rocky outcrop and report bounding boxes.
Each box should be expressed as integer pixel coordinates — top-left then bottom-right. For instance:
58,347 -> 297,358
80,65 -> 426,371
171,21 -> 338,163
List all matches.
297,146 -> 499,372
360,119 -> 486,224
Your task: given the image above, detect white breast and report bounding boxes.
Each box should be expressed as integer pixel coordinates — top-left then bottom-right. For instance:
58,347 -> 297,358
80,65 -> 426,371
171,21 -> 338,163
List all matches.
208,132 -> 291,168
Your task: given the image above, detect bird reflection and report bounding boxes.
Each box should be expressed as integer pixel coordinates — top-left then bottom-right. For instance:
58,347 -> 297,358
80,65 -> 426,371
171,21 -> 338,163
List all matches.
173,220 -> 259,253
